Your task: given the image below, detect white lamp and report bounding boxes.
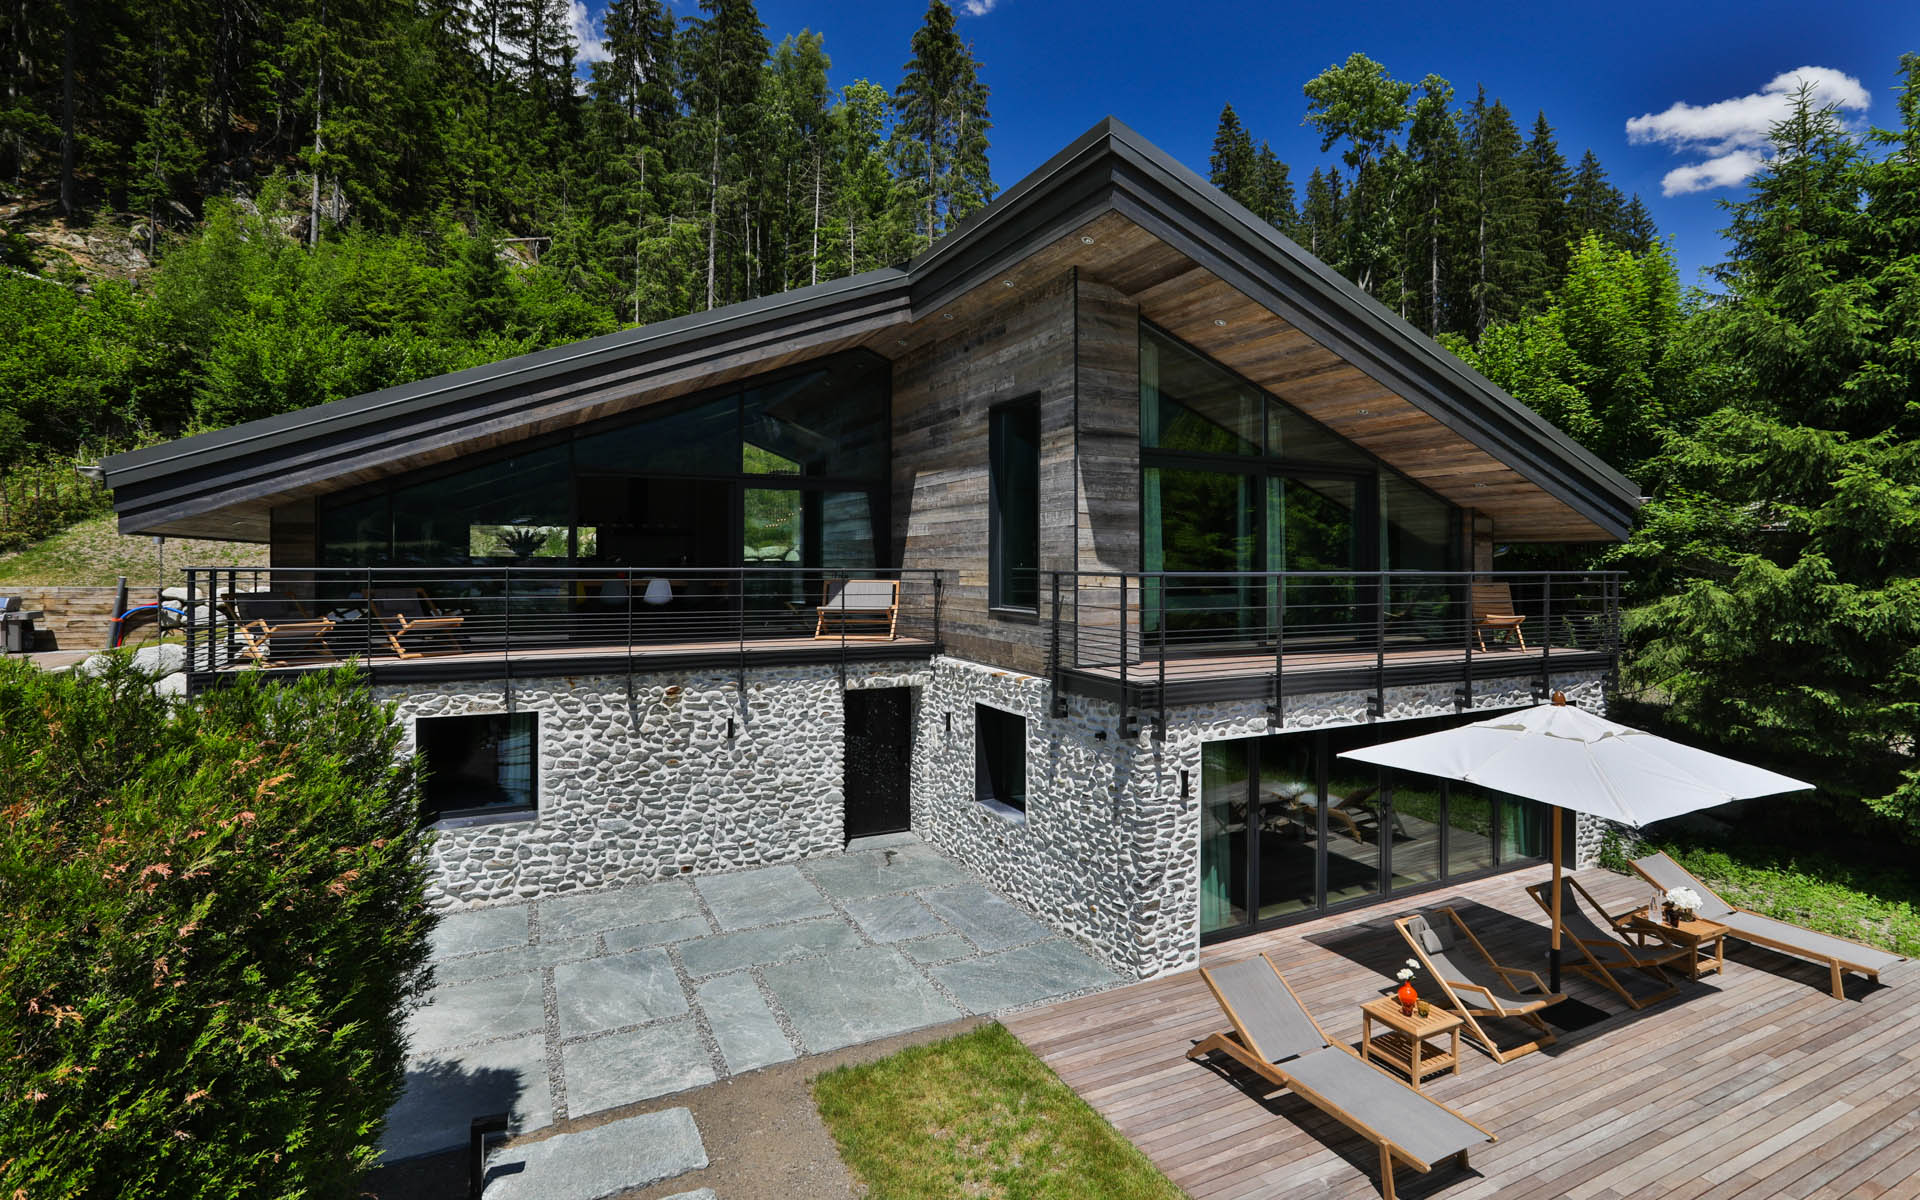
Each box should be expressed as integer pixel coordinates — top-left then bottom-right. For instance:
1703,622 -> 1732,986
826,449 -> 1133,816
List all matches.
642,578 -> 673,606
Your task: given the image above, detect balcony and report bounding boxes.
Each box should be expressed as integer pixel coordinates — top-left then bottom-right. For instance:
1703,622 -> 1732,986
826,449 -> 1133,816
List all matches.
1042,569 -> 1622,735
176,566 -> 944,688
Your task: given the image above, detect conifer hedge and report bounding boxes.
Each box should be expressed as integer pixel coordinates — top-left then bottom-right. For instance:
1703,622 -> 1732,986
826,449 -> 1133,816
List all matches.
0,658 -> 436,1198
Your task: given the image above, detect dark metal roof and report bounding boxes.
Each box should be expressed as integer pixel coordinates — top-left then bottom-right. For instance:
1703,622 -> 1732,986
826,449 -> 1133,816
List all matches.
104,116 -> 1640,540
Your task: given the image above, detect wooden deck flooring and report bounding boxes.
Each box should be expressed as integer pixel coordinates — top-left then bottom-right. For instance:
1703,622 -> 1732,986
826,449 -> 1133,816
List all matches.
1004,867 -> 1918,1200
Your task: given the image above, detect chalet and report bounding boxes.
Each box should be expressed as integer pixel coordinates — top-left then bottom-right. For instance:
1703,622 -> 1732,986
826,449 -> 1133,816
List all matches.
101,119 -> 1638,978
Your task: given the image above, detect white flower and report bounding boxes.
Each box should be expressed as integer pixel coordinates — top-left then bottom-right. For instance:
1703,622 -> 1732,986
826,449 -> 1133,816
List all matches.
1395,968 -> 1413,981
1405,958 -> 1419,969
1665,887 -> 1703,911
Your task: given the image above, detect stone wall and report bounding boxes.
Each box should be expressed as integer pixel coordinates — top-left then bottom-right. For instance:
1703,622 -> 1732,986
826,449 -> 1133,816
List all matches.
379,660 -> 931,911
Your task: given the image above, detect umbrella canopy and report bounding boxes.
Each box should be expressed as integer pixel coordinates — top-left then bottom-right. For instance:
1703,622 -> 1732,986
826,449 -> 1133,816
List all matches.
1337,697 -> 1812,992
1337,701 -> 1812,825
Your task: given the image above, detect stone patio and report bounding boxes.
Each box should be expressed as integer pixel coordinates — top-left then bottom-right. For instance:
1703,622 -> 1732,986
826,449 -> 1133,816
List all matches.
384,834 -> 1121,1161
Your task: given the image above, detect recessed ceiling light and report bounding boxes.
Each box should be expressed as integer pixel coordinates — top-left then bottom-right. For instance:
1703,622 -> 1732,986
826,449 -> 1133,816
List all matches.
942,312 -> 954,320
1357,408 -> 1371,415
1080,235 -> 1095,245
1002,280 -> 1014,288
894,338 -> 907,347
1213,319 -> 1226,327
1475,482 -> 1489,488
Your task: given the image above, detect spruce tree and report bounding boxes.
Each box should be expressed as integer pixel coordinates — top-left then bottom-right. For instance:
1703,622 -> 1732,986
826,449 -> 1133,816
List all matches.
682,0 -> 768,307
1567,149 -> 1626,246
1620,195 -> 1656,255
1303,52 -> 1411,297
1208,103 -> 1257,206
1252,141 -> 1297,233
1460,87 -> 1541,337
1524,110 -> 1573,287
1403,74 -> 1464,335
892,0 -> 992,249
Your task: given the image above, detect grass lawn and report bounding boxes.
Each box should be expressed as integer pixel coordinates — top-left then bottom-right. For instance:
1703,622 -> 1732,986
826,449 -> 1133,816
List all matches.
0,514 -> 265,587
1607,836 -> 1920,958
813,1023 -> 1183,1200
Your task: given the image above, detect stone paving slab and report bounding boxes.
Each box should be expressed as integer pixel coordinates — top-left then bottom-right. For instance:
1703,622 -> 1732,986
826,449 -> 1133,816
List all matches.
383,1034 -> 552,1162
483,1106 -> 706,1200
407,971 -> 547,1053
553,948 -> 688,1037
540,882 -> 702,939
561,1018 -> 717,1118
761,945 -> 961,1054
602,915 -> 714,953
802,842 -> 976,900
929,937 -> 1121,1013
897,932 -> 976,964
678,915 -> 862,978
696,971 -> 797,1074
694,865 -> 833,930
433,906 -> 531,959
917,885 -> 1057,952
841,895 -> 948,943
659,1190 -> 718,1200
434,937 -> 598,987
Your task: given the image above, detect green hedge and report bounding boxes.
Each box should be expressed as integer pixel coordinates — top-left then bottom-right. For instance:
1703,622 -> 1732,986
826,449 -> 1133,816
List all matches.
0,658 -> 437,1198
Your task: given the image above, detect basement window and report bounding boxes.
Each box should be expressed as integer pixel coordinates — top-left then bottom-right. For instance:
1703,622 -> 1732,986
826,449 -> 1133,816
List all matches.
975,704 -> 1028,820
417,713 -> 538,825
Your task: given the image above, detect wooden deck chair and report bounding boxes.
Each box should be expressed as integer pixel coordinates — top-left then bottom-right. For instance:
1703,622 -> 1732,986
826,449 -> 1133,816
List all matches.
369,588 -> 466,658
1397,909 -> 1565,1064
1524,876 -> 1690,1010
223,591 -> 335,667
1631,851 -> 1904,999
1471,582 -> 1527,651
1188,952 -> 1495,1200
813,579 -> 899,641
1322,784 -> 1407,844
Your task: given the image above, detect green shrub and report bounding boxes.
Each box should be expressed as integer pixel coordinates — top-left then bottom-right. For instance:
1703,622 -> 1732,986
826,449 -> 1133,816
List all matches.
0,659 -> 437,1198
0,457 -> 113,553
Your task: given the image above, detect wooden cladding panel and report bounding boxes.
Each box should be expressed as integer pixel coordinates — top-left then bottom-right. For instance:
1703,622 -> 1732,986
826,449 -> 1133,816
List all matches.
1074,278 -> 1141,579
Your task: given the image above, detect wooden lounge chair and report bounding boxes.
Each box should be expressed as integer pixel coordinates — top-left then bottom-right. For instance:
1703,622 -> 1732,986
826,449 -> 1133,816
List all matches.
1188,952 -> 1494,1200
224,591 -> 335,667
1524,876 -> 1690,1010
1631,851 -> 1904,999
1471,582 -> 1527,651
370,588 -> 466,658
813,579 -> 899,641
1397,909 -> 1566,1064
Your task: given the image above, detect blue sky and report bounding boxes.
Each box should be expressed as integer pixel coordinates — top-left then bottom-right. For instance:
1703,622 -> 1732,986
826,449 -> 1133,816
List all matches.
580,1 -> 1915,291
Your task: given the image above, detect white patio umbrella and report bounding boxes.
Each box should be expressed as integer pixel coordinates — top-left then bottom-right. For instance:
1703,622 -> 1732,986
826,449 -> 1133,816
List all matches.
1337,694 -> 1812,991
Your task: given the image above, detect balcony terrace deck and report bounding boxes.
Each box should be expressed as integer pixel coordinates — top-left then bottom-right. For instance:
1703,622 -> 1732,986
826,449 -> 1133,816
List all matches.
1004,866 -> 1917,1200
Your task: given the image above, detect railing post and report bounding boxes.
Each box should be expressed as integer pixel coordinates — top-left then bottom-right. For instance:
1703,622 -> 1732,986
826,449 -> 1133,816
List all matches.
1270,569 -> 1285,727
225,568 -> 237,666
185,568 -> 198,675
1155,573 -> 1167,741
364,568 -> 374,661
932,571 -> 944,652
1459,569 -> 1474,712
1118,573 -> 1131,738
1372,569 -> 1386,719
1540,572 -> 1553,698
503,567 -> 514,713
1048,572 -> 1065,718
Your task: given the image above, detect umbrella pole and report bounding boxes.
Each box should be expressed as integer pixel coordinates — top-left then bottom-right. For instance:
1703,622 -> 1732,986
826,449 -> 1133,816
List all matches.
1550,805 -> 1563,993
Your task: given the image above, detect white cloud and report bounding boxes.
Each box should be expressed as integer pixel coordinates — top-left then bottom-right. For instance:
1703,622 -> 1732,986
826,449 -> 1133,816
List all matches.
571,1 -> 608,65
961,0 -> 998,14
1626,67 -> 1869,196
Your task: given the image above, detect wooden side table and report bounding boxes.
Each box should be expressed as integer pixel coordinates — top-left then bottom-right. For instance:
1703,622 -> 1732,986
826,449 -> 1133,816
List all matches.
1359,996 -> 1462,1090
1623,908 -> 1729,979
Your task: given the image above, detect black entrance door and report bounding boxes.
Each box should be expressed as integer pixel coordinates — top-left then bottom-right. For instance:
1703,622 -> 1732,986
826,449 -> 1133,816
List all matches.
844,687 -> 913,840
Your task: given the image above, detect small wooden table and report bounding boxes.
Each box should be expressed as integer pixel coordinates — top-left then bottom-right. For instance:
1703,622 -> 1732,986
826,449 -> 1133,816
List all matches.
1359,996 -> 1462,1090
1623,908 -> 1729,979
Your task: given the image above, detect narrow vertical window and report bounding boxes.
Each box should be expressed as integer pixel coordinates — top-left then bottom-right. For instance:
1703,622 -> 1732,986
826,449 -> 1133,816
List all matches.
975,704 -> 1028,816
990,398 -> 1040,611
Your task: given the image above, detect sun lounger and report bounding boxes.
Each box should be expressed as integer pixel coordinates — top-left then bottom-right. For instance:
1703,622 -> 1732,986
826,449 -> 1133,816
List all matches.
370,588 -> 466,658
224,591 -> 335,666
1188,952 -> 1494,1200
1525,876 -> 1691,1010
1631,851 -> 1904,999
1397,909 -> 1565,1063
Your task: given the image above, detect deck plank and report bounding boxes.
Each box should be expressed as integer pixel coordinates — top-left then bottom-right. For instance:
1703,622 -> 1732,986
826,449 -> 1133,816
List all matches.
1003,867 -> 1914,1200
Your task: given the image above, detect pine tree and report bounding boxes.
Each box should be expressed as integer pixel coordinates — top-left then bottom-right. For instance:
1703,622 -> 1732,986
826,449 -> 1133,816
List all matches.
1208,103 -> 1257,206
892,0 -> 993,250
1403,74 -> 1464,335
1301,166 -> 1342,261
1620,195 -> 1656,255
1567,149 -> 1626,246
1303,52 -> 1411,297
682,0 -> 769,308
1524,110 -> 1573,288
1460,87 -> 1541,337
1252,141 -> 1297,233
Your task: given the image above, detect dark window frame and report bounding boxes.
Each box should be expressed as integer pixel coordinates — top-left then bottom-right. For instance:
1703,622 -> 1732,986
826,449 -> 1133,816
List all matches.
974,703 -> 1029,818
988,395 -> 1042,614
417,711 -> 540,826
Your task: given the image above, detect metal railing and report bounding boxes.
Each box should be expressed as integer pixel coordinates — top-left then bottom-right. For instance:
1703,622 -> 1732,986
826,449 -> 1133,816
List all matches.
1045,569 -> 1621,731
177,565 -> 944,675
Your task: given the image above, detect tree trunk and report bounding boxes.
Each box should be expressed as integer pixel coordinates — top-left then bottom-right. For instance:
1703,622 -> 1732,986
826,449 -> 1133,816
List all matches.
810,147 -> 821,286
309,0 -> 326,249
59,0 -> 80,216
706,106 -> 720,310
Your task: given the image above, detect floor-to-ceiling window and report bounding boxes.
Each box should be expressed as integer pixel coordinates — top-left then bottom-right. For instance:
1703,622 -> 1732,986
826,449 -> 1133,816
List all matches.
1198,709 -> 1561,941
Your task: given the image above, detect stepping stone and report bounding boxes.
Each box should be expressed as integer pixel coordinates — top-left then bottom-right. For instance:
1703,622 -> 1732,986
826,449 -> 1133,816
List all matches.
553,948 -> 688,1038
561,1019 -> 716,1118
695,865 -> 832,931
407,972 -> 546,1053
696,972 -> 796,1074
540,883 -> 701,939
930,938 -> 1119,1013
897,933 -> 974,965
433,906 -> 531,960
603,915 -> 714,953
917,886 -> 1055,952
434,937 -> 597,987
804,844 -> 975,900
382,1033 -> 551,1162
760,946 -> 959,1053
483,1106 -> 707,1200
841,896 -> 948,944
678,916 -> 861,977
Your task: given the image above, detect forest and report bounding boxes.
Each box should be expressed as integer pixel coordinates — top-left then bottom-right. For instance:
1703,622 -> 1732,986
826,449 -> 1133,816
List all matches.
0,3 -> 1916,842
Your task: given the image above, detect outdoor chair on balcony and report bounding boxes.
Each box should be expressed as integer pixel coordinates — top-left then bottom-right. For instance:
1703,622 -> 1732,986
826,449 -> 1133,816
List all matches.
813,579 -> 899,641
369,588 -> 467,658
1524,876 -> 1690,1010
1630,851 -> 1904,999
1188,952 -> 1495,1200
1397,909 -> 1565,1063
1471,582 -> 1528,651
224,591 -> 335,667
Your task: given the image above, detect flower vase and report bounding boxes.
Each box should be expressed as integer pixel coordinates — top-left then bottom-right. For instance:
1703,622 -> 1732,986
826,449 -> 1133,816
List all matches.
1663,902 -> 1679,927
1396,981 -> 1418,1017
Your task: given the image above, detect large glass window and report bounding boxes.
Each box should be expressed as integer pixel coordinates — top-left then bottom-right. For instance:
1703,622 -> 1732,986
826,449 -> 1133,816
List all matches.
418,712 -> 537,822
392,445 -> 571,565
1142,332 -> 1262,455
989,399 -> 1040,611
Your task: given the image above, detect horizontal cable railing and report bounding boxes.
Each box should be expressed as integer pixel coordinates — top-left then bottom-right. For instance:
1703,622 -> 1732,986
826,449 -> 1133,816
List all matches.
177,565 -> 944,674
1047,569 -> 1622,690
